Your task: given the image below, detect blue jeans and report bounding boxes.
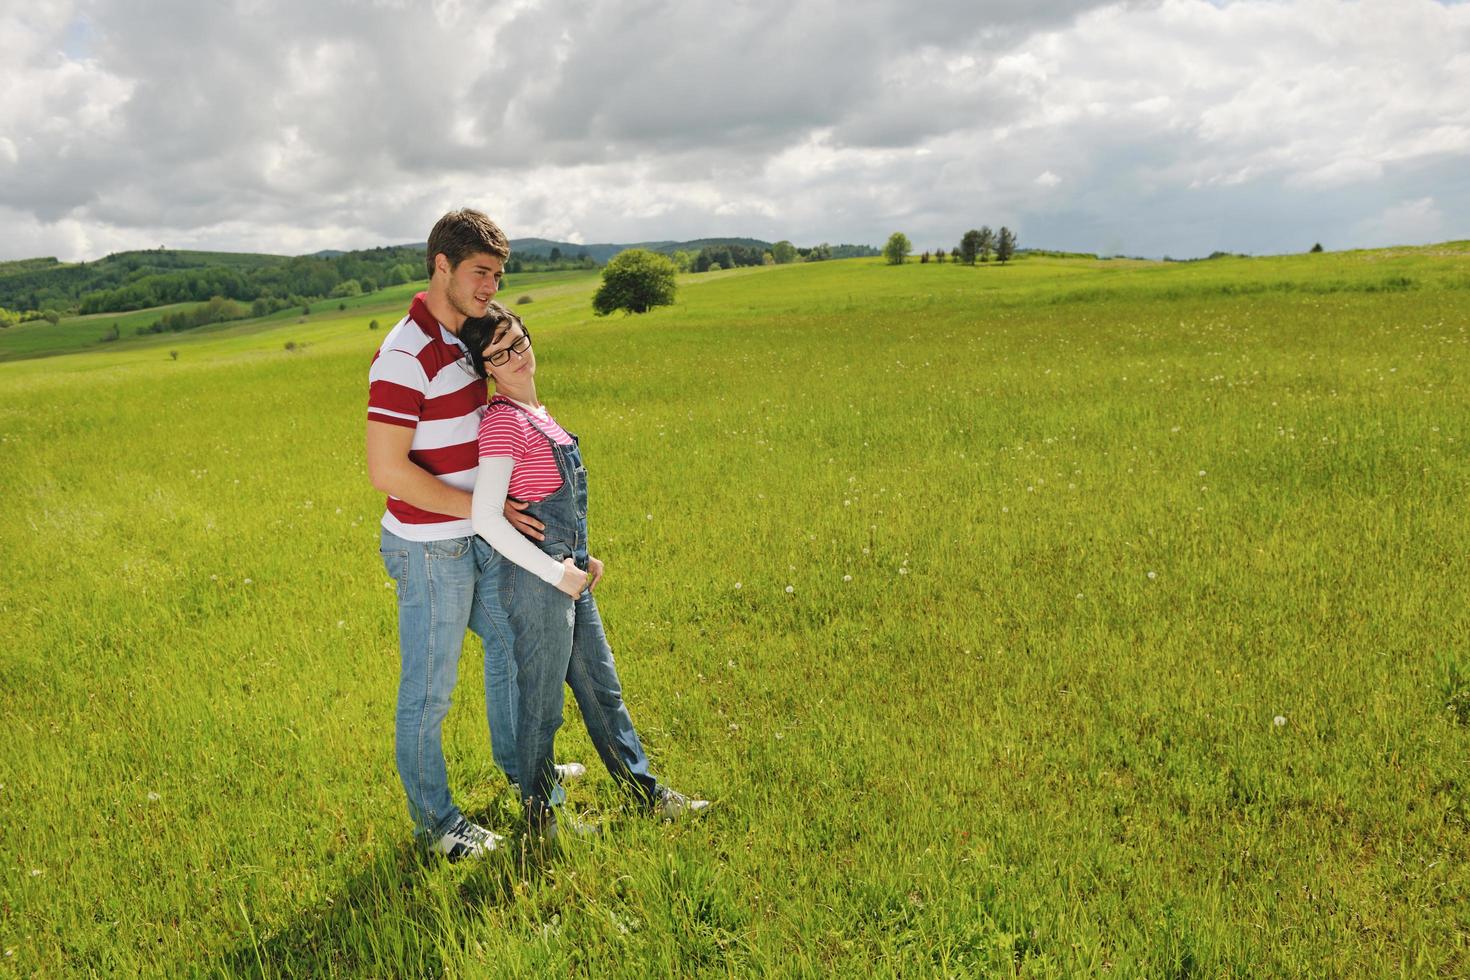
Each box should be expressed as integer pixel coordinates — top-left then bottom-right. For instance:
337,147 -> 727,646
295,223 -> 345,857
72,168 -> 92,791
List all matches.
500,554 -> 660,831
379,527 -> 520,839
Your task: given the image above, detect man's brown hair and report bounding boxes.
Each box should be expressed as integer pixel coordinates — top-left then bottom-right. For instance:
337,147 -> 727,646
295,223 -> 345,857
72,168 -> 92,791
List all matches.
425,208 -> 510,279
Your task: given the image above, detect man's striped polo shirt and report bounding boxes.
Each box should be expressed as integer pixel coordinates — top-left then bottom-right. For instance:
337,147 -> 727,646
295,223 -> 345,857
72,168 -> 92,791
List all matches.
367,292 -> 487,540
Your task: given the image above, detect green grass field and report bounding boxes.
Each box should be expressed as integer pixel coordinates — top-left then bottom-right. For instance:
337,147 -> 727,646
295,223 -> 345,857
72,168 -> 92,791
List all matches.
1,248 -> 1467,976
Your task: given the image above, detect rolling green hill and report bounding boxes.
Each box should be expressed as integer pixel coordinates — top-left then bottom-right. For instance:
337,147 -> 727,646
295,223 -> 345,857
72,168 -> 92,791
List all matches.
1,247 -> 1467,975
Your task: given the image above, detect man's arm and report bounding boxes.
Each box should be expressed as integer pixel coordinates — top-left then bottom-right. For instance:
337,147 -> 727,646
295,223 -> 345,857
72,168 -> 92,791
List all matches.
366,420 -> 548,536
366,420 -> 473,518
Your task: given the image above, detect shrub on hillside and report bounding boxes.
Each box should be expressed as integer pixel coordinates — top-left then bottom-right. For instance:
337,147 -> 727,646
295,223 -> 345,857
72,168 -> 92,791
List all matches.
591,249 -> 677,316
883,232 -> 911,265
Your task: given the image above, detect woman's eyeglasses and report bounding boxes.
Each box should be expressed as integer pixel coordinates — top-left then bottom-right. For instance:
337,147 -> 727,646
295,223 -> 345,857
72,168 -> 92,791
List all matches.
487,333 -> 531,366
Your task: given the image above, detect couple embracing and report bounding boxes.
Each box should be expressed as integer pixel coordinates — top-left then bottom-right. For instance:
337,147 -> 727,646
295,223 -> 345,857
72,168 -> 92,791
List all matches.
366,208 -> 705,857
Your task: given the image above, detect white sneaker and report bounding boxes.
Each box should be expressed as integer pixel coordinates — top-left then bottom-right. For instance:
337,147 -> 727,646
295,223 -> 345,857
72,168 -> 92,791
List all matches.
432,816 -> 504,861
654,788 -> 710,820
511,762 -> 588,798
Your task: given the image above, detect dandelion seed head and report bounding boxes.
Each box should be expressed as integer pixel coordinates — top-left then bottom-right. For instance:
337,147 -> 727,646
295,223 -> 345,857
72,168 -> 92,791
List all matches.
733,582 -> 742,589
898,567 -> 909,575
243,578 -> 253,585
147,791 -> 161,802
645,513 -> 653,520
785,585 -> 795,593
843,574 -> 852,582
1273,715 -> 1287,727
1147,571 -> 1157,580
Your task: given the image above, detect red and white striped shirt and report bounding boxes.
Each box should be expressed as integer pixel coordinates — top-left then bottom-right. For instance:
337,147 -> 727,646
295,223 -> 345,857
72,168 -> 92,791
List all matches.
367,292 -> 486,540
476,395 -> 573,501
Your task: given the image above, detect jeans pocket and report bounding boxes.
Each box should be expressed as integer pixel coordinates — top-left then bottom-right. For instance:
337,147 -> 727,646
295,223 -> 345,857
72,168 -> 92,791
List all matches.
380,549 -> 409,599
425,536 -> 471,560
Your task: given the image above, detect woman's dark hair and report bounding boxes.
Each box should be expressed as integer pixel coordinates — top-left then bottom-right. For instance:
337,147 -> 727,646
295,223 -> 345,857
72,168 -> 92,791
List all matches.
460,302 -> 529,380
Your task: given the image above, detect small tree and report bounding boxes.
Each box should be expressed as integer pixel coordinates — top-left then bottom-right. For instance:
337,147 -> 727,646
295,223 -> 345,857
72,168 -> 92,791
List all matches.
934,248 -> 946,264
771,240 -> 798,265
592,249 -> 678,315
920,251 -> 930,264
883,232 -> 911,266
959,230 -> 982,265
977,226 -> 996,263
996,227 -> 1017,265
1310,242 -> 1324,253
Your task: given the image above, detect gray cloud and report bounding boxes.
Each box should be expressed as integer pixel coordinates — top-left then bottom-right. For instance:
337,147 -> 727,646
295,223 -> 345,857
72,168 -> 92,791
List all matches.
0,0 -> 1466,262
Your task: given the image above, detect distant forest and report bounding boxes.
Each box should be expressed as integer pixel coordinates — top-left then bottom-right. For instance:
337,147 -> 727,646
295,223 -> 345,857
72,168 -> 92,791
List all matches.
0,246 -> 425,318
0,237 -> 882,321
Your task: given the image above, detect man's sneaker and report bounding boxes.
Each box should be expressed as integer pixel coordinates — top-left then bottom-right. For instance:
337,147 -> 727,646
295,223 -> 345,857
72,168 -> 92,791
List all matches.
555,762 -> 587,782
432,816 -> 504,861
653,788 -> 710,821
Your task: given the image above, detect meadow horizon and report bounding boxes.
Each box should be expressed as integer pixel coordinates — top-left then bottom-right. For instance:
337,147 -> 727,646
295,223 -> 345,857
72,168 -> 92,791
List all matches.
2,248 -> 1467,975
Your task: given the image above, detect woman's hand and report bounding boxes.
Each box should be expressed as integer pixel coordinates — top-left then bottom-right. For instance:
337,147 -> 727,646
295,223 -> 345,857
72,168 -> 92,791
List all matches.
557,558 -> 589,599
586,556 -> 604,591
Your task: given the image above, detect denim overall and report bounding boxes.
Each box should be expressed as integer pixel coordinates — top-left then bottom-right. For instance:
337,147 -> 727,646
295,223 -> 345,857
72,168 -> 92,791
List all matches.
494,402 -> 661,832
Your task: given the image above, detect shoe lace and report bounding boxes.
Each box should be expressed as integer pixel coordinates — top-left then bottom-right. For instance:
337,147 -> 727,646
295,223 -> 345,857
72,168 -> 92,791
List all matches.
451,818 -> 490,846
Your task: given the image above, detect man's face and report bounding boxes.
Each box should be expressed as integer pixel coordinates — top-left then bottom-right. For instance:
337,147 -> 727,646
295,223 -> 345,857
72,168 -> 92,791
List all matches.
442,251 -> 504,322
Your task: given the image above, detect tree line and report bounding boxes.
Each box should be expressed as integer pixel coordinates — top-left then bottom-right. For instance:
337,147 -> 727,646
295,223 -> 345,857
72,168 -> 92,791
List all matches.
882,227 -> 1018,266
0,245 -> 426,321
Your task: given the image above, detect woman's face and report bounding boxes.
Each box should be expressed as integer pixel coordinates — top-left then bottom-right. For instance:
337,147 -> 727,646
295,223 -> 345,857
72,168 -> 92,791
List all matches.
481,322 -> 535,386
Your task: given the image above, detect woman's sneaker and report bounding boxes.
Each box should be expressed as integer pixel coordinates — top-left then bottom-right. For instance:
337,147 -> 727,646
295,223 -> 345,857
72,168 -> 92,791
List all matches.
555,762 -> 587,782
653,788 -> 710,820
432,816 -> 504,861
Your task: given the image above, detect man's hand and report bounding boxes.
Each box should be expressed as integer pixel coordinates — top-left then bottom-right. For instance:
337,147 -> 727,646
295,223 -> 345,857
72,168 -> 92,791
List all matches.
557,559 -> 589,599
504,498 -> 545,540
586,556 -> 604,591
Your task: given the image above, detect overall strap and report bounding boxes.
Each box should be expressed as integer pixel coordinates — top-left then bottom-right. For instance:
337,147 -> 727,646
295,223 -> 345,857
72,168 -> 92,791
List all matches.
491,397 -> 570,452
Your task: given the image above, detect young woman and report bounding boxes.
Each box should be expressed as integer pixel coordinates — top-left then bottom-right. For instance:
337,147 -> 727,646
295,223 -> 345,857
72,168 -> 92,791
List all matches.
463,303 -> 706,839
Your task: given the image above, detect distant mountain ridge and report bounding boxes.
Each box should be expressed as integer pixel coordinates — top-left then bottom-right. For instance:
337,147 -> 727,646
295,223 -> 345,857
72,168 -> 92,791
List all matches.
0,236 -> 874,314
507,237 -> 776,263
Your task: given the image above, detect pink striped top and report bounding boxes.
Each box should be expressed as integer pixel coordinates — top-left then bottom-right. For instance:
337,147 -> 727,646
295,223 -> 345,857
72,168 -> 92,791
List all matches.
476,395 -> 573,501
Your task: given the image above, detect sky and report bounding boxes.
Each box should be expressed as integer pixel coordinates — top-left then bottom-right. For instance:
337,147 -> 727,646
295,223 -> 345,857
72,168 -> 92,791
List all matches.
2,0 -> 1468,263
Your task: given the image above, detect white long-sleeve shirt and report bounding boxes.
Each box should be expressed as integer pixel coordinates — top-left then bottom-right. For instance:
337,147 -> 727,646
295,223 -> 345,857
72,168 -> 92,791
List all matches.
471,455 -> 569,587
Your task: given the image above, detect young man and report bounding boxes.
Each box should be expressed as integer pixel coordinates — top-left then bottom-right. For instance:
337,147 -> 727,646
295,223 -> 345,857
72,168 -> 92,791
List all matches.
366,208 -> 578,859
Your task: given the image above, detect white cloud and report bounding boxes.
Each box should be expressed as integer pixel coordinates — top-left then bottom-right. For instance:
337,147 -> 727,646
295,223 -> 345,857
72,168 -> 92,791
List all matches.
0,0 -> 1466,261
1355,197 -> 1446,247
